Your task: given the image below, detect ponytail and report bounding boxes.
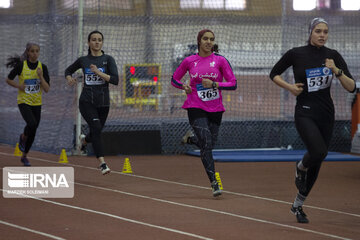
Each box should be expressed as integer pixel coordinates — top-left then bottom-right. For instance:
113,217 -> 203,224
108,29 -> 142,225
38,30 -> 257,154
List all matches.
5,55 -> 21,68
213,44 -> 219,53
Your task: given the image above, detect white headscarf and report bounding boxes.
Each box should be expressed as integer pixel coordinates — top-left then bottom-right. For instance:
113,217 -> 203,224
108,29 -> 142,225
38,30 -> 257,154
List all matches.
308,17 -> 328,38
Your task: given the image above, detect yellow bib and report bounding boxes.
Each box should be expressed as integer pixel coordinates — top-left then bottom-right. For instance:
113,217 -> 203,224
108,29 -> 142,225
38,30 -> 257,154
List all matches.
17,61 -> 43,106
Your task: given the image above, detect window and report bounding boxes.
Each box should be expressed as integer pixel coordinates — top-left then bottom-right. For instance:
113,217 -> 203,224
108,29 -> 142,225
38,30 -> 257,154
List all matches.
62,0 -> 132,10
341,0 -> 360,10
293,0 -> 360,11
293,0 -> 317,10
0,0 -> 12,8
180,0 -> 246,10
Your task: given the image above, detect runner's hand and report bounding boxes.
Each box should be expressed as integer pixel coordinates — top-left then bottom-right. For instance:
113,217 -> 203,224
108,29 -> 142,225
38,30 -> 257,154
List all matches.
290,83 -> 304,96
66,77 -> 77,86
36,67 -> 43,78
202,78 -> 213,88
325,58 -> 336,72
183,84 -> 192,94
90,64 -> 99,74
18,83 -> 25,91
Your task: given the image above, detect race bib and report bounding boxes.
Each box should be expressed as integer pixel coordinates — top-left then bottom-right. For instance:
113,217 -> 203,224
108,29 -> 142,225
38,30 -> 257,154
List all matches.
306,67 -> 333,92
24,79 -> 40,94
196,84 -> 219,102
85,67 -> 105,85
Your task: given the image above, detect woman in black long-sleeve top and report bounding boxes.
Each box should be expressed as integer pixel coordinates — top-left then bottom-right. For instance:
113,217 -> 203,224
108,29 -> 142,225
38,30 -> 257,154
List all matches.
65,30 -> 119,175
270,18 -> 355,223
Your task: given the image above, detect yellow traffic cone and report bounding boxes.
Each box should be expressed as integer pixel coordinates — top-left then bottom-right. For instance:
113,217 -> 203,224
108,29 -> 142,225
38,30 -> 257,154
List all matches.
59,149 -> 68,163
215,172 -> 223,190
122,157 -> 133,173
14,143 -> 22,156
226,94 -> 231,102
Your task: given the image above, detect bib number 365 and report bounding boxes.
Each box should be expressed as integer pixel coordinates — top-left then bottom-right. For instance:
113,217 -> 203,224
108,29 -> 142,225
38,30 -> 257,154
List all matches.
196,84 -> 219,102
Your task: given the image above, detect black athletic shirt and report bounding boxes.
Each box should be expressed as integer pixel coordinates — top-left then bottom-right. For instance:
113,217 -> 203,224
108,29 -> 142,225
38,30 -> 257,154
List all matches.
8,61 -> 50,84
270,44 -> 355,118
65,54 -> 119,107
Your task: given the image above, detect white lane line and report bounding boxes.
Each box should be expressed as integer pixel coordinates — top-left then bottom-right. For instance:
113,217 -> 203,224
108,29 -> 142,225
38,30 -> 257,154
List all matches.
74,182 -> 353,240
1,152 -> 360,219
0,220 -> 66,240
0,190 -> 213,240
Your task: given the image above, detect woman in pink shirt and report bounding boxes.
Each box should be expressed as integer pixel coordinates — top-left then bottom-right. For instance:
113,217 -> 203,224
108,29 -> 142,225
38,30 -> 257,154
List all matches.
172,29 -> 237,197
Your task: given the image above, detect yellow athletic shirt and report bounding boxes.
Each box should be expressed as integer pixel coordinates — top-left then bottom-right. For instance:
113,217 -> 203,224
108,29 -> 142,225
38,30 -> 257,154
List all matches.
17,61 -> 43,106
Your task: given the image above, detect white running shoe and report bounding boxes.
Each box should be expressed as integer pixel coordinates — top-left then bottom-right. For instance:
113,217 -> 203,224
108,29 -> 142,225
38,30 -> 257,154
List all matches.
211,180 -> 222,197
99,163 -> 111,175
78,134 -> 87,154
181,130 -> 194,145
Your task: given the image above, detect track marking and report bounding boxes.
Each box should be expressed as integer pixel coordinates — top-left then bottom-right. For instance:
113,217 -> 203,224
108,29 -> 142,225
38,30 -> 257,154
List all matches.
0,190 -> 213,240
0,180 -> 353,240
0,153 -> 356,239
3,152 -> 357,218
0,220 -> 66,240
73,182 -> 353,240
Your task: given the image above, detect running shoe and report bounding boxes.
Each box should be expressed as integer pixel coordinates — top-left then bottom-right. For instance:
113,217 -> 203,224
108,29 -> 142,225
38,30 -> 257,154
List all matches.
291,205 -> 309,223
181,130 -> 194,145
295,161 -> 307,193
21,156 -> 31,166
78,134 -> 88,155
18,134 -> 26,152
211,180 -> 222,197
99,163 -> 111,175
79,134 -> 86,149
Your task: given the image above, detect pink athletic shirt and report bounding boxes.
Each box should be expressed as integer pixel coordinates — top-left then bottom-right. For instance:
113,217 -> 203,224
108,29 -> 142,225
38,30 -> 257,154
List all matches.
171,53 -> 237,112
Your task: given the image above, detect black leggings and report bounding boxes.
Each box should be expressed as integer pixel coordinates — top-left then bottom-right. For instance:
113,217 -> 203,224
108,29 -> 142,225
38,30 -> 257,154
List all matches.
187,108 -> 223,183
79,101 -> 109,158
295,115 -> 334,196
18,104 -> 41,153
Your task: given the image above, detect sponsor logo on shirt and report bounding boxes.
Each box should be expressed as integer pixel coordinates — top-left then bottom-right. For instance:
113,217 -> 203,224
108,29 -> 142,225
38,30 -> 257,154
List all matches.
190,73 -> 198,79
199,73 -> 218,79
323,67 -> 330,75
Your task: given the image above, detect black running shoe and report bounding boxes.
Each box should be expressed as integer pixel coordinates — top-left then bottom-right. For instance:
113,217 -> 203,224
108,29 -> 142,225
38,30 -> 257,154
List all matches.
211,180 -> 222,197
18,134 -> 26,152
291,205 -> 309,223
21,156 -> 31,166
295,161 -> 307,193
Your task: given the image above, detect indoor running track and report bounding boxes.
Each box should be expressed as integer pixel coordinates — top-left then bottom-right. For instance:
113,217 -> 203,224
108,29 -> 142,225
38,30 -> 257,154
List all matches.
0,144 -> 359,240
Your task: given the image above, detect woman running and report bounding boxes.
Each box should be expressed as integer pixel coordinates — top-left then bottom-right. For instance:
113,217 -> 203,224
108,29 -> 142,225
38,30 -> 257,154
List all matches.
270,18 -> 355,223
65,30 -> 119,175
172,29 -> 237,197
5,42 -> 50,166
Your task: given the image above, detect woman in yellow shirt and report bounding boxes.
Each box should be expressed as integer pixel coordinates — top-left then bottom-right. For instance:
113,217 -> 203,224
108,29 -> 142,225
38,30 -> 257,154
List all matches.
5,42 -> 50,166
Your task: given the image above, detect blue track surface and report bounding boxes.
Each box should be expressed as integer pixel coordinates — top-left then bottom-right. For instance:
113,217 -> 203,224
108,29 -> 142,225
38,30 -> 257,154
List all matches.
186,149 -> 360,162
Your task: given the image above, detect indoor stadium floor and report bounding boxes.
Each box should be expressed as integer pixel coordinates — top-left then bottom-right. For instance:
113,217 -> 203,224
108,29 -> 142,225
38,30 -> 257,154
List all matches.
1,144 -> 359,240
